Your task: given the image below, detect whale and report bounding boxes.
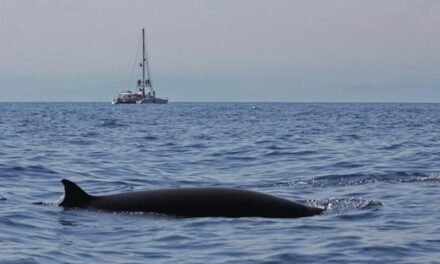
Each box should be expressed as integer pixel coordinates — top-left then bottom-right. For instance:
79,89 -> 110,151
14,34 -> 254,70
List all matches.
58,179 -> 324,218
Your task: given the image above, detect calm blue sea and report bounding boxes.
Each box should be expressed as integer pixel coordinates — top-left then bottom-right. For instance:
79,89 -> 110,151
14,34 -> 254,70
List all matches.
0,102 -> 439,263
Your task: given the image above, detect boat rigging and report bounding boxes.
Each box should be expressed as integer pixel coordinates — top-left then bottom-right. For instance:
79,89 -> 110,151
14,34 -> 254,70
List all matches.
112,29 -> 168,104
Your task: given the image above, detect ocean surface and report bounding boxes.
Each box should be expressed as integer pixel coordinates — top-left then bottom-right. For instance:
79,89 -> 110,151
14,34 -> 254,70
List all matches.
0,102 -> 439,263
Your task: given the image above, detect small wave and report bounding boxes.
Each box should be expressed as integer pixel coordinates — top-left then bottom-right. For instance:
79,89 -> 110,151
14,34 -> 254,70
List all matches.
182,143 -> 206,149
254,172 -> 439,189
32,201 -> 51,206
93,210 -> 170,218
264,150 -> 316,157
98,118 -> 125,128
9,165 -> 25,171
192,134 -> 213,140
264,151 -> 299,157
143,135 -> 158,141
331,161 -> 363,169
255,139 -> 272,144
80,131 -> 100,137
311,197 -> 383,215
67,139 -> 96,146
0,165 -> 58,175
377,143 -> 405,151
306,171 -> 439,188
417,174 -> 440,182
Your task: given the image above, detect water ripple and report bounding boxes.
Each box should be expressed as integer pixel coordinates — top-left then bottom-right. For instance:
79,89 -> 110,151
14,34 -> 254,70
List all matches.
1,102 -> 440,263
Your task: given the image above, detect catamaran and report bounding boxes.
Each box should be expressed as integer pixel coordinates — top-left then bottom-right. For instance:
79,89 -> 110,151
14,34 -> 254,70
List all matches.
112,29 -> 168,104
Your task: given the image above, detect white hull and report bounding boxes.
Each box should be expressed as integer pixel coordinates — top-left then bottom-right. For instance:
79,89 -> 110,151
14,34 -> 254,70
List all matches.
112,91 -> 144,104
137,97 -> 168,104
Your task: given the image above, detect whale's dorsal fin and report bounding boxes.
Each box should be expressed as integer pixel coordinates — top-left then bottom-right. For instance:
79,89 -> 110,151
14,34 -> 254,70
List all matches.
59,179 -> 93,207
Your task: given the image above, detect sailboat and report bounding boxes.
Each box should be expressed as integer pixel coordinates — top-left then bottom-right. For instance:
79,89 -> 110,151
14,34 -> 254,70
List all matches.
112,29 -> 168,104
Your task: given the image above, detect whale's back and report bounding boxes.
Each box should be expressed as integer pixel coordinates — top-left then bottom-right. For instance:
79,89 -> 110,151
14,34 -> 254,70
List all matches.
59,179 -> 324,218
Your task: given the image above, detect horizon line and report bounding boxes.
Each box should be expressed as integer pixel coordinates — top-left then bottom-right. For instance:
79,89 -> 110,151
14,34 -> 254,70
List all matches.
1,101 -> 439,104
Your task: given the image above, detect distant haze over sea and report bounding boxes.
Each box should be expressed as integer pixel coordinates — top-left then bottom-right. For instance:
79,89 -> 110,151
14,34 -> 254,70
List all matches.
1,1 -> 439,102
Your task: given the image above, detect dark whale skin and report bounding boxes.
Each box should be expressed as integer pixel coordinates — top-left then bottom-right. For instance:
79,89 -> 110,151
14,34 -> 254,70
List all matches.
59,179 -> 324,218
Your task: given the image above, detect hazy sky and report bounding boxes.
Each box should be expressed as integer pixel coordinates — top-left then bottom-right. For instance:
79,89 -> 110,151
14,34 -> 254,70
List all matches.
1,0 -> 439,102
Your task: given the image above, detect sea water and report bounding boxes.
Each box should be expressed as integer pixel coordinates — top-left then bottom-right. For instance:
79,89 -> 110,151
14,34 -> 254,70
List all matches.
0,102 -> 439,263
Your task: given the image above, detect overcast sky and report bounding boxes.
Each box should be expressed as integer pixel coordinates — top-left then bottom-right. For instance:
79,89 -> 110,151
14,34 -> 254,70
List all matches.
1,0 -> 439,102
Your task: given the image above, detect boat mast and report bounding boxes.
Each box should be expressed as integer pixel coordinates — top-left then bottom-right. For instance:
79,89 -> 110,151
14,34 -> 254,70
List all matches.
142,28 -> 146,97
144,29 -> 153,96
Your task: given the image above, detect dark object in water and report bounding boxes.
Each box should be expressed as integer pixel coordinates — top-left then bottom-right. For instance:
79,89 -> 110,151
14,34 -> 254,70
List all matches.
59,179 -> 324,218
